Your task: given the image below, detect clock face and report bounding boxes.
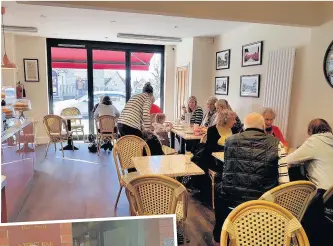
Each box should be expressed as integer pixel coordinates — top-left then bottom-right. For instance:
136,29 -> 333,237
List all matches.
324,41 -> 333,88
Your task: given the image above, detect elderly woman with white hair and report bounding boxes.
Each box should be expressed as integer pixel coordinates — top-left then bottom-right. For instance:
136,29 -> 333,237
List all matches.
201,96 -> 218,128
262,107 -> 288,147
215,99 -> 243,133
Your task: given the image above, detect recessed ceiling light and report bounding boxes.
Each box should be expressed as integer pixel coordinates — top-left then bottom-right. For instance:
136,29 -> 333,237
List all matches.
40,15 -> 46,18
174,26 -> 178,28
110,21 -> 116,24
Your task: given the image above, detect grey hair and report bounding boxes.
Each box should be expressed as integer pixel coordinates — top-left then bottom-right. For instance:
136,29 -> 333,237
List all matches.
207,96 -> 218,105
216,110 -> 237,127
244,112 -> 265,130
215,99 -> 233,111
262,108 -> 276,119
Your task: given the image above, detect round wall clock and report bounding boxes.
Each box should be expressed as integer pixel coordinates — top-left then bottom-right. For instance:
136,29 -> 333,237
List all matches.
323,40 -> 333,88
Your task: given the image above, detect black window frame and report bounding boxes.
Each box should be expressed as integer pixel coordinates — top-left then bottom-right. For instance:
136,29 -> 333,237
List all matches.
46,38 -> 165,134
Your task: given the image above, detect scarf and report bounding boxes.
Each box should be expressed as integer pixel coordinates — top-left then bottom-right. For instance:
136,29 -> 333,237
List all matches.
265,126 -> 275,136
204,109 -> 216,127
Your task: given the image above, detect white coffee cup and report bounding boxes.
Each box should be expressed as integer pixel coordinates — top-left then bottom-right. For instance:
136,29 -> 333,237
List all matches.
185,152 -> 193,164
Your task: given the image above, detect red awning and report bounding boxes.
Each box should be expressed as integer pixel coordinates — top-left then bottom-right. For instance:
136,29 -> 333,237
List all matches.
51,47 -> 153,71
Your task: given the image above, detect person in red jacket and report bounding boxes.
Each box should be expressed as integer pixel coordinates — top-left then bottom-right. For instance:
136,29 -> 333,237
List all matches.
150,96 -> 162,114
262,108 -> 288,147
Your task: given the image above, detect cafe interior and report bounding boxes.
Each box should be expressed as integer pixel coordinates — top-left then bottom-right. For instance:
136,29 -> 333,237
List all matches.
1,1 -> 333,245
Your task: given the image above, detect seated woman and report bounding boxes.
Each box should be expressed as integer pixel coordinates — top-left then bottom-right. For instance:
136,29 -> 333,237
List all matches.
152,113 -> 172,146
287,119 -> 333,246
262,108 -> 288,147
94,96 -> 120,150
215,99 -> 243,133
181,96 -> 204,125
189,110 -> 237,203
201,96 -> 218,128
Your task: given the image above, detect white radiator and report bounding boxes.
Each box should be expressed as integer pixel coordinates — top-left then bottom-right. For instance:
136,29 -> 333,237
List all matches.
263,47 -> 296,138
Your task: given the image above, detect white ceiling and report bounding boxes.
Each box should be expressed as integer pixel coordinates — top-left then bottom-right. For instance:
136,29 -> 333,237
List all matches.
1,1 -> 245,45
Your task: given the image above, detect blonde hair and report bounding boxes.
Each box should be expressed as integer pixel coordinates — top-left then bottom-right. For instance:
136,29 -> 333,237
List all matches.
187,96 -> 198,112
215,99 -> 233,112
262,107 -> 276,119
216,110 -> 236,127
155,113 -> 166,124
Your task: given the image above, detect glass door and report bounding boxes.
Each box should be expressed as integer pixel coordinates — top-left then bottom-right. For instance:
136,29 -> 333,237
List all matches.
50,46 -> 89,138
92,49 -> 126,133
130,52 -> 163,109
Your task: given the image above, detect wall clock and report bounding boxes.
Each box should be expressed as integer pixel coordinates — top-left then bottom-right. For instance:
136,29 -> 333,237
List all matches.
323,40 -> 333,88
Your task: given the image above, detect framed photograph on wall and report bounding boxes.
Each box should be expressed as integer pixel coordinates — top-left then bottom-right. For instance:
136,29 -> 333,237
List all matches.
240,74 -> 260,97
23,58 -> 40,82
242,41 -> 263,67
216,49 -> 230,70
215,76 -> 229,95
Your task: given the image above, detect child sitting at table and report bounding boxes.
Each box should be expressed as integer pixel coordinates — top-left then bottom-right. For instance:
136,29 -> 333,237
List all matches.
152,113 -> 172,146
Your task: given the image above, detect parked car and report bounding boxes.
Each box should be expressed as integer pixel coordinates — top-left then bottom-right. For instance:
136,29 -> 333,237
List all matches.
53,91 -> 126,118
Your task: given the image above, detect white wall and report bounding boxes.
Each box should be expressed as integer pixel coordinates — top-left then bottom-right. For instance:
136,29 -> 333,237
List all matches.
13,35 -> 49,143
212,21 -> 333,147
192,37 -> 214,106
164,45 -> 176,120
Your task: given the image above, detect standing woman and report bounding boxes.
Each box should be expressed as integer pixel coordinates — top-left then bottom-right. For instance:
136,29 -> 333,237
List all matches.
181,96 -> 204,125
118,83 -> 154,138
215,99 -> 243,133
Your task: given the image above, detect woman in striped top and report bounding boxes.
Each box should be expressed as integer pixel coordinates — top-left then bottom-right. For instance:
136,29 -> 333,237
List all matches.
181,96 -> 204,125
117,83 -> 154,138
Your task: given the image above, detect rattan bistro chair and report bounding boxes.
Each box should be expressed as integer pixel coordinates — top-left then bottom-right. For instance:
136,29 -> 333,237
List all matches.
43,114 -> 73,158
113,135 -> 151,209
259,181 -> 317,221
126,175 -> 188,245
220,200 -> 310,246
95,115 -> 117,155
60,107 -> 84,140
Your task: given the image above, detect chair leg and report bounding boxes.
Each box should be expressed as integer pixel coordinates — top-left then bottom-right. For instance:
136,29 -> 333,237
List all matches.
212,176 -> 215,210
97,136 -> 101,156
60,142 -> 64,158
183,223 -> 187,246
54,143 -> 56,151
114,185 -> 123,209
45,141 -> 51,157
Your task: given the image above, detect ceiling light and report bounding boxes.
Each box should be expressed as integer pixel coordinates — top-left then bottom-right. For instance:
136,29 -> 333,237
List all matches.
40,15 -> 46,18
174,26 -> 178,28
117,33 -> 182,42
2,25 -> 38,33
1,7 -> 17,69
110,21 -> 116,24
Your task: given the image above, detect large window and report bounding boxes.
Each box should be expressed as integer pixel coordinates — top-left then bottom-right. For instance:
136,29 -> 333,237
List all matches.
47,39 -> 165,136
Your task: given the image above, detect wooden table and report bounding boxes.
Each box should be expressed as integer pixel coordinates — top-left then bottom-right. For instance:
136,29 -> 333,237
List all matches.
132,155 -> 205,178
61,115 -> 82,150
212,152 -> 224,162
1,175 -> 7,223
170,128 -> 204,154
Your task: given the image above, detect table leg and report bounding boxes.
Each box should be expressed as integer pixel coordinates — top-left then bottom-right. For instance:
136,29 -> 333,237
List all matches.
1,187 -> 7,223
180,138 -> 185,154
61,119 -> 79,150
170,131 -> 175,149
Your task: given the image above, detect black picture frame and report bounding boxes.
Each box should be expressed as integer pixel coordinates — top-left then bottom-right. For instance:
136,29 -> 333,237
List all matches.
240,74 -> 260,98
215,76 -> 229,95
323,40 -> 333,88
241,41 -> 263,67
23,58 -> 40,82
216,49 -> 231,70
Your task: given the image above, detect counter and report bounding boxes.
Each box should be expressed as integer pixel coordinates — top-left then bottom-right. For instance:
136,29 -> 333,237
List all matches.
1,119 -> 35,222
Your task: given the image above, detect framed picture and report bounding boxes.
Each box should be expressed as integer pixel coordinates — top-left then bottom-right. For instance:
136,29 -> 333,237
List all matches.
242,41 -> 263,67
23,58 -> 40,82
240,74 -> 260,97
216,49 -> 230,70
215,76 -> 229,95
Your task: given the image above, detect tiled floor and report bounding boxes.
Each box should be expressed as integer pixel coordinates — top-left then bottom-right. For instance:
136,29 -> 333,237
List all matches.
14,143 -> 215,245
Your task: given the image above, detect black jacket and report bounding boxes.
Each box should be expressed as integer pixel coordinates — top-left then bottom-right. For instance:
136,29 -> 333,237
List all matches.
216,128 -> 280,207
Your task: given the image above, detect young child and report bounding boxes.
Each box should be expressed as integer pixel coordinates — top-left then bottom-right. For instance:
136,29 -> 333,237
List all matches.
152,113 -> 172,146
